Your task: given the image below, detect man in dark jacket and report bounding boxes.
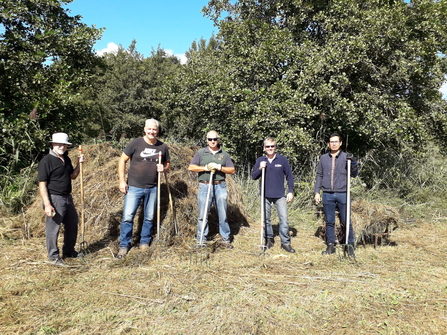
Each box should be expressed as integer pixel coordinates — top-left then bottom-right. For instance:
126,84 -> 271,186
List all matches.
252,137 -> 295,253
314,133 -> 358,256
38,132 -> 85,266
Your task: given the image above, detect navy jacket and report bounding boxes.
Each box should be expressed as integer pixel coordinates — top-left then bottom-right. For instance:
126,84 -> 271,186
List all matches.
252,154 -> 294,198
314,151 -> 358,193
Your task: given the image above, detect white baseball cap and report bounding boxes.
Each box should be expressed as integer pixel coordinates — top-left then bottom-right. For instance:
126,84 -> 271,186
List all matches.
49,132 -> 72,145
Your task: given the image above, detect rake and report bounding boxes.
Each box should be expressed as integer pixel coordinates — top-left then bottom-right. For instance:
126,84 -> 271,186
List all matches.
257,167 -> 267,254
78,145 -> 88,255
342,155 -> 355,260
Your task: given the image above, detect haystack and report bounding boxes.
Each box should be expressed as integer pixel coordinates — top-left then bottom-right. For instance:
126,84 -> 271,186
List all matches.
9,142 -> 250,253
315,199 -> 400,246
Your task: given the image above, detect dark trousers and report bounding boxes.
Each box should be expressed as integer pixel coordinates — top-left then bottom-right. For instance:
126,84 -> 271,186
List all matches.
45,194 -> 78,259
322,192 -> 355,245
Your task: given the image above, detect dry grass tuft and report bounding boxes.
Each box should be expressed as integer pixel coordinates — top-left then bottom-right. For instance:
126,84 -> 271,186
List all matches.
315,199 -> 401,247
3,142 -> 249,254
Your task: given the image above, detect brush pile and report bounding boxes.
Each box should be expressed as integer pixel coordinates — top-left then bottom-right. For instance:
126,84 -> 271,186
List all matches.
5,142 -> 250,252
315,199 -> 400,246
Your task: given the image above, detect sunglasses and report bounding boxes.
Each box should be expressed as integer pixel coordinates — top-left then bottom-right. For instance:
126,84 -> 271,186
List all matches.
207,138 -> 219,141
264,145 -> 276,148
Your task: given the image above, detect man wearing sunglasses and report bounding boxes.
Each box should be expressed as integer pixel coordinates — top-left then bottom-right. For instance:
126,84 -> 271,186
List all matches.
252,137 -> 296,253
188,130 -> 236,248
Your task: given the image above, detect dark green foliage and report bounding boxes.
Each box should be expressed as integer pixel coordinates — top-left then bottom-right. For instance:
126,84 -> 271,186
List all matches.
83,41 -> 182,141
165,0 -> 447,175
0,0 -> 102,171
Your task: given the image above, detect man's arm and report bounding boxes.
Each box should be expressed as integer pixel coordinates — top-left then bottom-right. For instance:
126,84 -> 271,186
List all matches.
187,164 -> 206,173
118,153 -> 131,194
284,158 -> 294,203
251,158 -> 262,180
314,158 -> 323,203
39,181 -> 54,217
70,154 -> 85,179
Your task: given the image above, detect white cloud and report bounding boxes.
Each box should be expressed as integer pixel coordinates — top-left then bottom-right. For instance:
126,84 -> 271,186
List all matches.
96,42 -> 119,56
165,49 -> 187,64
441,79 -> 447,99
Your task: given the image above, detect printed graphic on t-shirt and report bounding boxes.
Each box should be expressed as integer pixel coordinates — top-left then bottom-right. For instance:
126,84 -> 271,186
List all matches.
140,148 -> 158,160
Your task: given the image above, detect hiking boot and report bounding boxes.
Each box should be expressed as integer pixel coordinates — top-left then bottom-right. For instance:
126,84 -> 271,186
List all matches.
221,240 -> 234,249
63,251 -> 79,258
49,257 -> 66,267
344,244 -> 355,257
266,238 -> 274,249
139,244 -> 150,250
116,248 -> 128,259
281,244 -> 295,253
322,243 -> 336,255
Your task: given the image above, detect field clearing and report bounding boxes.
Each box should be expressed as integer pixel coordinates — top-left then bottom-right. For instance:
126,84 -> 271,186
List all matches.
1,216 -> 446,334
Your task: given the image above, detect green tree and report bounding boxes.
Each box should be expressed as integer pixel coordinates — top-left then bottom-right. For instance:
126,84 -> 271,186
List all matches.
84,41 -> 182,141
0,0 -> 102,171
166,0 -> 447,180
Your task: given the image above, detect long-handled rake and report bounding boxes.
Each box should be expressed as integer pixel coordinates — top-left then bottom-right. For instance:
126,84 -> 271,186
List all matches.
342,156 -> 355,259
150,152 -> 168,258
78,145 -> 88,255
164,172 -> 178,236
190,170 -> 215,266
156,151 -> 162,241
257,167 -> 266,253
198,170 -> 214,245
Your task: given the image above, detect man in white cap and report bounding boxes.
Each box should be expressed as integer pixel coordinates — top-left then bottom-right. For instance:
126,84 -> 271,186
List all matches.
38,132 -> 85,266
117,118 -> 170,258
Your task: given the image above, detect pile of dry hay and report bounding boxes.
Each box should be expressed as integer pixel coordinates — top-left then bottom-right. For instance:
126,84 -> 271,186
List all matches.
315,199 -> 400,247
6,142 -> 250,254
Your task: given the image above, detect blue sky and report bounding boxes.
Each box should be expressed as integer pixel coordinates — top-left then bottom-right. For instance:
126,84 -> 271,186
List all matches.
66,0 -> 217,63
65,0 -> 446,96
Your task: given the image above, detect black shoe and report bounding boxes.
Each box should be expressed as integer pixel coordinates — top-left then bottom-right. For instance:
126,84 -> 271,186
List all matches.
344,244 -> 355,257
281,244 -> 295,253
266,238 -> 274,249
322,243 -> 336,255
63,251 -> 79,258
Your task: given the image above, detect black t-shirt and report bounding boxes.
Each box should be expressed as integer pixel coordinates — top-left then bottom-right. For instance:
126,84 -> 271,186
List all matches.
124,138 -> 170,188
38,151 -> 74,195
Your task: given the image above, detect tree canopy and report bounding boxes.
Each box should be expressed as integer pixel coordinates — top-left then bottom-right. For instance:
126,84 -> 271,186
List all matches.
164,0 -> 447,176
0,0 -> 102,171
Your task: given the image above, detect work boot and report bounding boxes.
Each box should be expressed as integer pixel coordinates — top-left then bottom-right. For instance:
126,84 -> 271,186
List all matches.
266,238 -> 274,249
116,248 -> 128,259
344,244 -> 355,257
63,250 -> 79,258
322,243 -> 336,255
49,257 -> 66,267
139,244 -> 150,250
281,244 -> 296,253
221,239 -> 234,249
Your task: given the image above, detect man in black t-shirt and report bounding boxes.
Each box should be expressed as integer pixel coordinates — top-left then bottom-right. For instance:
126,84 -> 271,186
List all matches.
117,119 -> 170,258
38,132 -> 85,266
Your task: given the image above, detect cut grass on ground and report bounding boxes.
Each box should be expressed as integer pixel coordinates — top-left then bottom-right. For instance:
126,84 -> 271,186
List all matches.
1,216 -> 446,334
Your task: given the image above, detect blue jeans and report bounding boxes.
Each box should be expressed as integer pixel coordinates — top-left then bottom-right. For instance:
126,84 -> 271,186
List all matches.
322,192 -> 355,245
120,186 -> 157,248
197,182 -> 231,243
264,196 -> 291,245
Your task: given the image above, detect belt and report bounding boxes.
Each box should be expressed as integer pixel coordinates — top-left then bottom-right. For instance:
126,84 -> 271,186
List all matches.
199,180 -> 225,185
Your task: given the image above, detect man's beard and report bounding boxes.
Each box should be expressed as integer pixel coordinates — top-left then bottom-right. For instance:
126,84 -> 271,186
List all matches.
54,148 -> 66,156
